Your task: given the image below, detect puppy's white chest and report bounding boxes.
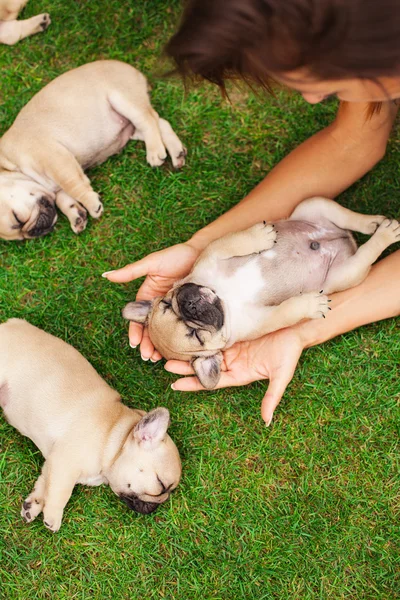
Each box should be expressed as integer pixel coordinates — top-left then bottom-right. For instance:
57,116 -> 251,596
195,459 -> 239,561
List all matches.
214,260 -> 265,338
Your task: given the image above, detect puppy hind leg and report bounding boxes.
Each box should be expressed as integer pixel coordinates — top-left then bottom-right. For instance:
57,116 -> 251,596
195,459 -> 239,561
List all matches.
0,14 -> 51,45
158,117 -> 187,169
323,218 -> 400,293
55,191 -> 88,235
108,92 -> 167,167
290,197 -> 386,235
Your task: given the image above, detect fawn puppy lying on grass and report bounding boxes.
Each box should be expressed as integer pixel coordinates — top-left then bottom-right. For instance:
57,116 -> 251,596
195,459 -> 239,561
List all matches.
0,319 -> 182,532
0,60 -> 186,240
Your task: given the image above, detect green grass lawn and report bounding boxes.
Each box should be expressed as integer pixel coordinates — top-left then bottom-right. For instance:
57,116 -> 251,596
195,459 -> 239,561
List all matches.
0,1 -> 399,598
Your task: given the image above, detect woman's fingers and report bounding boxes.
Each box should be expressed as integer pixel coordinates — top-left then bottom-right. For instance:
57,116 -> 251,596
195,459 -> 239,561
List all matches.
139,328 -> 156,359
164,360 -> 194,375
169,369 -> 246,391
129,322 -> 144,348
150,349 -> 162,362
102,256 -> 154,283
260,362 -> 297,425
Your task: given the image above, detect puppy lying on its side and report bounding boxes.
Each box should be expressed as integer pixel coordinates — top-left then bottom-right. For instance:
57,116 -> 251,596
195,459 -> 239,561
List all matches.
123,197 -> 400,389
0,0 -> 50,45
0,319 -> 182,532
0,60 -> 186,240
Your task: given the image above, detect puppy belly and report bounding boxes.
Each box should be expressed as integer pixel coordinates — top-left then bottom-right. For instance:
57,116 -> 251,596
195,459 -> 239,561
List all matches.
82,122 -> 135,168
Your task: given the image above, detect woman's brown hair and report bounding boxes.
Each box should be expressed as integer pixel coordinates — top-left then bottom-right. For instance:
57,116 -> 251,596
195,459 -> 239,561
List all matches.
166,0 -> 400,93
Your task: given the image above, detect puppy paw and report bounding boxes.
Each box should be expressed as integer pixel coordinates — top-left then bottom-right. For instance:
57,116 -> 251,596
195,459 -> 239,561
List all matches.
301,291 -> 331,320
21,495 -> 43,523
247,222 -> 277,252
146,146 -> 167,168
80,192 -> 103,219
358,215 -> 386,235
172,147 -> 187,169
72,208 -> 88,234
43,510 -> 63,533
30,13 -> 51,34
39,13 -> 51,31
373,218 -> 400,245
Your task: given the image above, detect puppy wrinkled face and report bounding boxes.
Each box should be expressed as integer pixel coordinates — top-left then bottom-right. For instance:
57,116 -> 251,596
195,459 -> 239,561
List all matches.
148,284 -> 227,361
122,284 -> 228,388
107,408 -> 182,515
0,175 -> 57,241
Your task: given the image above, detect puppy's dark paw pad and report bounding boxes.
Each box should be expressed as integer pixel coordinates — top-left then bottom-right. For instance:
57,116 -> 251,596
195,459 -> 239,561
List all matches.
92,201 -> 104,218
23,501 -> 31,511
44,520 -> 59,532
174,149 -> 187,169
40,14 -> 51,29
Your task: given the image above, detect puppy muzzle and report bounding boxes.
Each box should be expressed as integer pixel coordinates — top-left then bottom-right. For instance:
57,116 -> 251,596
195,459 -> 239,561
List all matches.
119,494 -> 160,515
176,283 -> 224,329
26,197 -> 57,238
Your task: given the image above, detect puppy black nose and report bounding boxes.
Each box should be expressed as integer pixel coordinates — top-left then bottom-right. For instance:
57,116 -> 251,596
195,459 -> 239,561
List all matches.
119,494 -> 159,515
26,197 -> 57,238
38,196 -> 54,211
176,283 -> 224,329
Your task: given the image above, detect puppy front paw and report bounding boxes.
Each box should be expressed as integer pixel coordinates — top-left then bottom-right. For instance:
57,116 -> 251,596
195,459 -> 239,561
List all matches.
39,13 -> 51,31
247,222 -> 277,252
80,192 -> 103,219
72,207 -> 88,234
43,509 -> 63,533
358,215 -> 386,235
146,147 -> 167,167
30,13 -> 51,34
172,147 -> 187,169
301,291 -> 331,320
21,495 -> 43,523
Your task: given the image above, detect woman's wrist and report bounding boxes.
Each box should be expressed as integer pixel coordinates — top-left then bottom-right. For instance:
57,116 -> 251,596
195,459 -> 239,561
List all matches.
186,229 -> 213,253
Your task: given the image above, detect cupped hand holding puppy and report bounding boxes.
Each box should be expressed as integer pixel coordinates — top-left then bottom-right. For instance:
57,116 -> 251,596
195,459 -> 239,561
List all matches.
165,328 -> 304,426
103,242 -> 200,358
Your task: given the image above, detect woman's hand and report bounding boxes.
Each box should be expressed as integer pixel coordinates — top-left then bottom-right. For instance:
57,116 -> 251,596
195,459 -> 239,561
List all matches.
103,242 -> 200,358
165,327 -> 305,425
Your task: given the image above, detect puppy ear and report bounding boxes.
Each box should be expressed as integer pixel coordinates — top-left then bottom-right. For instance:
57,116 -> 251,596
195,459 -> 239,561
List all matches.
191,353 -> 222,389
122,300 -> 153,324
133,407 -> 170,446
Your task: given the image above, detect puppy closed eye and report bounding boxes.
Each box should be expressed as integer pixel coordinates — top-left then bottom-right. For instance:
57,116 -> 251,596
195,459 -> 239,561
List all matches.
161,299 -> 172,313
187,327 -> 204,345
12,211 -> 26,229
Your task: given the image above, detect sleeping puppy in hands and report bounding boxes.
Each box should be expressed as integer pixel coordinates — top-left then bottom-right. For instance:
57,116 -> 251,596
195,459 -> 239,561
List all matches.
0,60 -> 186,240
123,197 -> 400,389
0,0 -> 50,45
0,319 -> 181,532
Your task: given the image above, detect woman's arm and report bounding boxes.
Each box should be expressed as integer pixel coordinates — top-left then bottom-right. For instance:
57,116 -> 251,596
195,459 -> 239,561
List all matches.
189,100 -> 398,250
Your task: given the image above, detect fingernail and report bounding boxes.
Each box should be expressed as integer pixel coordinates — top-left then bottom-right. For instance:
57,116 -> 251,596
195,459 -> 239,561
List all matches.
171,383 -> 176,390
129,342 -> 137,349
101,271 -> 114,278
150,358 -> 157,363
265,415 -> 272,427
141,355 -> 149,361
